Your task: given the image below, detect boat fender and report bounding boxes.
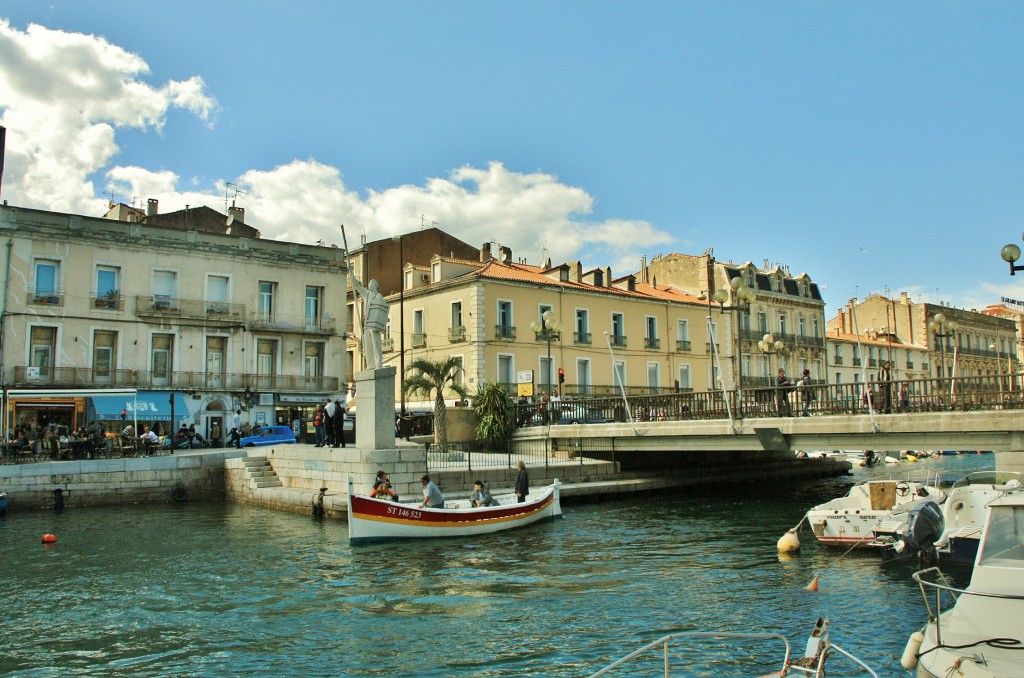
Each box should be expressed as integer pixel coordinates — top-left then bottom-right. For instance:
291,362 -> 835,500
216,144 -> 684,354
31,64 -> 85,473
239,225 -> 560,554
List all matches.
900,631 -> 923,669
171,486 -> 187,502
41,533 -> 57,544
777,529 -> 801,553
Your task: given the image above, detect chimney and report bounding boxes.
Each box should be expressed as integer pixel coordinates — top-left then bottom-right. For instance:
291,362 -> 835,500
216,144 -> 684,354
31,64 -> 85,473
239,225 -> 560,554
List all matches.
639,256 -> 648,283
542,256 -> 552,269
146,198 -> 158,217
228,206 -> 245,224
480,242 -> 491,262
604,266 -> 612,287
900,291 -> 910,305
570,261 -> 583,282
838,308 -> 845,334
499,246 -> 512,265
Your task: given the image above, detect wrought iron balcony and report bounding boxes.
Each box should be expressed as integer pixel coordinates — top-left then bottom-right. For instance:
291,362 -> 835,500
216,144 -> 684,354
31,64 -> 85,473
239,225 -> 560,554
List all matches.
412,332 -> 427,348
534,329 -> 560,342
248,312 -> 336,335
574,331 -> 592,345
834,356 -> 844,365
852,357 -> 862,366
12,366 -> 338,393
645,337 -> 660,350
495,324 -> 516,340
449,326 -> 466,342
28,289 -> 63,306
135,296 -> 247,325
610,334 -> 627,348
382,337 -> 395,353
92,292 -> 123,311
676,340 -> 692,352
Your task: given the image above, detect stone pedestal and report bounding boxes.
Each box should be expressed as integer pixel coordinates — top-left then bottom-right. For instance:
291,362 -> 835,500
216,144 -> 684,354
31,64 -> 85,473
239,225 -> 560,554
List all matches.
354,366 -> 396,451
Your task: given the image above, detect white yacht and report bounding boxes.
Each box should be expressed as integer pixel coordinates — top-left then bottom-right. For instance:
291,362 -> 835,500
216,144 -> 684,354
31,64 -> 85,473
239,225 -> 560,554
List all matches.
934,471 -> 1022,565
904,488 -> 1024,677
805,477 -> 946,549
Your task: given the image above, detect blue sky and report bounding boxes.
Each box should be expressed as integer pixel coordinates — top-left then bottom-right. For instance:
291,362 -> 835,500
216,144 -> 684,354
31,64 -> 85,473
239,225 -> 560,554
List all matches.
1,1 -> 1022,315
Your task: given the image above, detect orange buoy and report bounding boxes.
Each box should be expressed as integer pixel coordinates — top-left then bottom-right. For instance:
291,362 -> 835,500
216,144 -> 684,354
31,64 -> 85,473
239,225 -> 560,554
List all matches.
804,575 -> 819,592
41,533 -> 57,544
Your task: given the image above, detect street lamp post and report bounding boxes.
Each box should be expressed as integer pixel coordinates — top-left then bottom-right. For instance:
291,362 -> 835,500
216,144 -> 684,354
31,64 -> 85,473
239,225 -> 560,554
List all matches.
928,312 -> 958,399
758,332 -> 788,415
1000,234 -> 1024,275
529,310 -> 562,396
391,235 -> 406,437
712,278 -> 755,416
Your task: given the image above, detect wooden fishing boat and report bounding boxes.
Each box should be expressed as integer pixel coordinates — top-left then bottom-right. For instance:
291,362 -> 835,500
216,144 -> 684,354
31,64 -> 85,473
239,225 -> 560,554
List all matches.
347,477 -> 562,544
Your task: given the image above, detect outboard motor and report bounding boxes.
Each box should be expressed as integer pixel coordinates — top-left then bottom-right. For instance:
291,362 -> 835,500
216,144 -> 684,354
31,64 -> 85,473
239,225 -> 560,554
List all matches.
893,500 -> 944,563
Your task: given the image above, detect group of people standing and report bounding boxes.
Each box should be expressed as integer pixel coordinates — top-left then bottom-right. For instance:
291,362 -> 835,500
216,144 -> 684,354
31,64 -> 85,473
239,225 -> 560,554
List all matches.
313,398 -> 347,448
776,360 -> 911,417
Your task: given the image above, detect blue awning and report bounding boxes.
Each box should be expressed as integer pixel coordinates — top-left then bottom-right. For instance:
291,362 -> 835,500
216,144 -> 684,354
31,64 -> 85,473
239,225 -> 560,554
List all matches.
89,391 -> 190,422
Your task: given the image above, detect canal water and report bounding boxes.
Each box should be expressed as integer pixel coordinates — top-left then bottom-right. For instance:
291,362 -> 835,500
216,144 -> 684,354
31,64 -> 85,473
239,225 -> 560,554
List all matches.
0,454 -> 992,677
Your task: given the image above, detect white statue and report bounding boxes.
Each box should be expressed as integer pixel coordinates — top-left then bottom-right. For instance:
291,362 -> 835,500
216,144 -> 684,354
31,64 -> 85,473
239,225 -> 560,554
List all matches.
347,267 -> 389,371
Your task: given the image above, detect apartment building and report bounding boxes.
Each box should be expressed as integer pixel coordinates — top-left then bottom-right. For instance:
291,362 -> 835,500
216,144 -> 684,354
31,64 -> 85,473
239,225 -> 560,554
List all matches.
0,202 -> 348,440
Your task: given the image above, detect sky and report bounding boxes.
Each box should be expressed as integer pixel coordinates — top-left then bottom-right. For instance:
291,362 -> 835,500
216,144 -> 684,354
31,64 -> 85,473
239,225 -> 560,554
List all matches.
1,1 -> 1022,316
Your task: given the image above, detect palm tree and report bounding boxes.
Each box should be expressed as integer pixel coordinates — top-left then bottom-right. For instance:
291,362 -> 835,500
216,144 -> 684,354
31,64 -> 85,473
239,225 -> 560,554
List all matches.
474,382 -> 518,450
402,357 -> 469,453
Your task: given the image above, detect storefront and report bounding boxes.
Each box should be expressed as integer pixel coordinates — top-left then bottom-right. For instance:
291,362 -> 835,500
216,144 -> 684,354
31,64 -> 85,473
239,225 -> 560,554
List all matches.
87,390 -> 191,435
3,388 -> 138,438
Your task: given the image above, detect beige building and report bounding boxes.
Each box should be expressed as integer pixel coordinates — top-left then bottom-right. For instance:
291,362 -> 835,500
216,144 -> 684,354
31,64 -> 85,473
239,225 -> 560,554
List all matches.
981,300 -> 1024,373
643,251 -> 828,385
370,244 -> 722,399
0,202 -> 348,440
828,293 -> 1019,388
825,329 -> 931,395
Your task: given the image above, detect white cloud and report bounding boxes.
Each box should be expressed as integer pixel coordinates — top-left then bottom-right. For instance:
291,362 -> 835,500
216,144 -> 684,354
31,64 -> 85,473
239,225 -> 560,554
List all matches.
0,19 -> 216,214
1,20 -> 672,274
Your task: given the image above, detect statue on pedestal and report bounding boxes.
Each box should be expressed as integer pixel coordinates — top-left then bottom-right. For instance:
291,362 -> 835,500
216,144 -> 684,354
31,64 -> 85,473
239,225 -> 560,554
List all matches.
347,265 -> 389,371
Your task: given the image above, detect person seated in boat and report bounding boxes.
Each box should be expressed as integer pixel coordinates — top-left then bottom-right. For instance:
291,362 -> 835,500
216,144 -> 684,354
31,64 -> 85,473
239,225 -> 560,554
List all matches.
419,474 -> 445,509
470,480 -> 499,507
370,471 -> 398,501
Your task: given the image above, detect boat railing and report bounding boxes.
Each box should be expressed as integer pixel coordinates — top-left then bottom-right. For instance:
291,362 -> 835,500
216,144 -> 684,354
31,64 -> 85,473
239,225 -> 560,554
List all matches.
912,566 -> 1024,646
585,629 -> 879,677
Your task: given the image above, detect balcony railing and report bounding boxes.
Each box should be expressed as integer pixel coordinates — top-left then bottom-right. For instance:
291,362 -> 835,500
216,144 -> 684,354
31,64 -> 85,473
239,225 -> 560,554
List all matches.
248,312 -> 335,335
92,292 -> 124,311
449,326 -> 466,342
868,358 -> 878,368
645,337 -> 660,350
28,289 -> 64,307
852,357 -> 862,366
676,340 -> 691,352
382,337 -> 395,353
495,324 -> 516,340
412,333 -> 427,348
12,366 -> 338,392
574,331 -> 592,345
834,356 -> 844,365
907,361 -> 914,369
610,334 -> 627,348
135,296 -> 247,324
534,330 -> 560,342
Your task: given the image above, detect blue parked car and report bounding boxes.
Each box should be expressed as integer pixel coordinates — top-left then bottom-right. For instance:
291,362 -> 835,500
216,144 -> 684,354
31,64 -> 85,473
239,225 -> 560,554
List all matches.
240,425 -> 296,447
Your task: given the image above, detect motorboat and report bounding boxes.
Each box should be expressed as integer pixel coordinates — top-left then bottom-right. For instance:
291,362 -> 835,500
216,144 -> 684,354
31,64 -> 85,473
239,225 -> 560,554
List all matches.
805,476 -> 946,549
934,471 -> 1022,565
587,617 -> 879,677
346,477 -> 561,544
904,488 -> 1024,676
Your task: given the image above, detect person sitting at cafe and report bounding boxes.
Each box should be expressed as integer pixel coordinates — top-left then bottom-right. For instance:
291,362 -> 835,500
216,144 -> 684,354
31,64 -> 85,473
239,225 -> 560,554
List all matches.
470,480 -> 499,507
138,426 -> 159,454
171,429 -> 191,451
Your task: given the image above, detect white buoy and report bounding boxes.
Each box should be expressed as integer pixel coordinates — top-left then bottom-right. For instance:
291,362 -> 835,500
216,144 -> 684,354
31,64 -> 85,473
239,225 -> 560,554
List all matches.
900,631 -> 923,669
777,529 -> 801,553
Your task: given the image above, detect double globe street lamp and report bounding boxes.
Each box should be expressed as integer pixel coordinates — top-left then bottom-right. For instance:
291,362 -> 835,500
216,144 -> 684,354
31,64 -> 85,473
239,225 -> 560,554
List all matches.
529,310 -> 562,394
928,312 -> 958,394
710,278 -> 756,415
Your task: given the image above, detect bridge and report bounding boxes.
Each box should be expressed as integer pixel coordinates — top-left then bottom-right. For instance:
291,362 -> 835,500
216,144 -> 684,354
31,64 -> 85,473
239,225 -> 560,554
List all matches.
513,374 -> 1024,473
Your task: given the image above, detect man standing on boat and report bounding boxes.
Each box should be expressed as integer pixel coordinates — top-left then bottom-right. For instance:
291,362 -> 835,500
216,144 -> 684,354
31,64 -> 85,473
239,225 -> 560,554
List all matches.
514,460 -> 529,503
419,474 -> 444,509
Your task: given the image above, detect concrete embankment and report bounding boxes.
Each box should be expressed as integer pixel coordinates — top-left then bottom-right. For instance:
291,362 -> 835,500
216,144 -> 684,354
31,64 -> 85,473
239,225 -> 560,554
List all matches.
0,443 -> 850,514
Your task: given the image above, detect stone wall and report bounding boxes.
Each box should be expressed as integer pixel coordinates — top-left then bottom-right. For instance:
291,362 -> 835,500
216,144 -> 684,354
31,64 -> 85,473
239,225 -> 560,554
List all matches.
0,450 -> 245,510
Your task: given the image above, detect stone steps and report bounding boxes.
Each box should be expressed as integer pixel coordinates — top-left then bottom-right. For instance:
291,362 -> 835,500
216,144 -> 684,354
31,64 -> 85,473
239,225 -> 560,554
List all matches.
243,456 -> 282,489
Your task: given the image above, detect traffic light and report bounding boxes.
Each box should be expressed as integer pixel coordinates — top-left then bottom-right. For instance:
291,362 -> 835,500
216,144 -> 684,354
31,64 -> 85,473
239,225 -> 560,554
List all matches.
557,368 -> 565,384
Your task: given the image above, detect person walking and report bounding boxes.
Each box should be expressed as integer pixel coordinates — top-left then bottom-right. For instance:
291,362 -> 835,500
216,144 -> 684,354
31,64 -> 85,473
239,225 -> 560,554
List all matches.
313,404 -> 326,447
332,399 -> 346,448
798,369 -> 814,417
323,397 -> 337,447
228,409 -> 242,449
514,460 -> 529,503
877,360 -> 894,414
775,368 -> 793,417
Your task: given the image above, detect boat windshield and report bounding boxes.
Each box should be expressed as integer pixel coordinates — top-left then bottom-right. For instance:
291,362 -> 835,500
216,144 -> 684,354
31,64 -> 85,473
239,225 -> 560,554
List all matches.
951,471 -> 1023,490
978,504 -> 1024,567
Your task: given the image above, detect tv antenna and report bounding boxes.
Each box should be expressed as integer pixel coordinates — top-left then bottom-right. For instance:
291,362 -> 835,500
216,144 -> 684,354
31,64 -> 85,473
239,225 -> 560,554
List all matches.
224,182 -> 247,211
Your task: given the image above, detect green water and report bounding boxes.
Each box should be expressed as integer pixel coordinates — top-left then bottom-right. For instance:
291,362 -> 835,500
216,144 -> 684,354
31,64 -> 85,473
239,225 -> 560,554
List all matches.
0,454 -> 991,676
